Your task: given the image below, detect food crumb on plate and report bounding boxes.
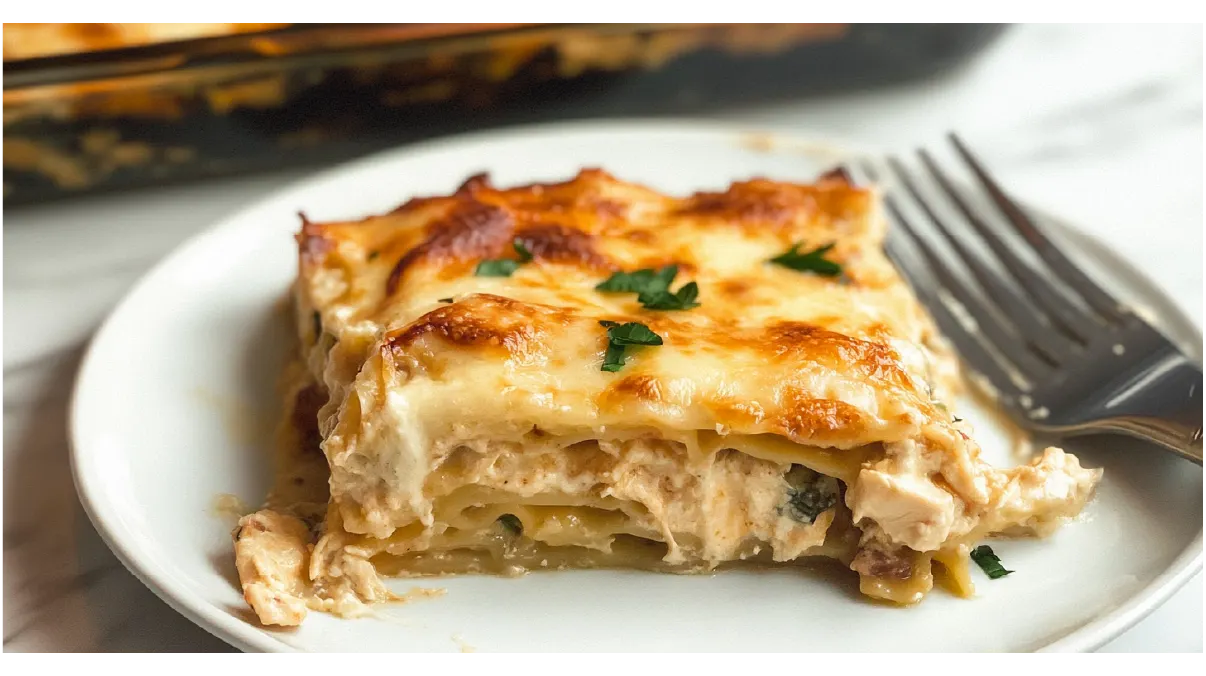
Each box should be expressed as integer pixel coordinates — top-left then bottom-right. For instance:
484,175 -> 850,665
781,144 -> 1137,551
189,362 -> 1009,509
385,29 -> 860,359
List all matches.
451,634 -> 475,652
211,493 -> 250,520
399,586 -> 447,602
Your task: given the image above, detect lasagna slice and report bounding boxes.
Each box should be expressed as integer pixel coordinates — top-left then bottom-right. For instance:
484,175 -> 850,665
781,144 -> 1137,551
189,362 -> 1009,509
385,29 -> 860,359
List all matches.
234,169 -> 1101,626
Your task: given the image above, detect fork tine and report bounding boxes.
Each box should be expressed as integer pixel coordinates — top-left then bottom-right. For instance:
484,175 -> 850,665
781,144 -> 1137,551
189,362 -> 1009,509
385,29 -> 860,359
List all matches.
878,205 -> 1031,398
862,160 -> 1044,386
915,147 -> 1101,344
948,133 -> 1129,325
869,160 -> 1051,381
887,155 -> 1072,366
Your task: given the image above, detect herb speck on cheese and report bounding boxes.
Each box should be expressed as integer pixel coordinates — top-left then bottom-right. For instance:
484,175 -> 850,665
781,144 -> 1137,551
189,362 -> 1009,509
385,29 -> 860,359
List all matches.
769,242 -> 843,277
599,321 -> 663,372
475,239 -> 534,277
596,265 -> 700,310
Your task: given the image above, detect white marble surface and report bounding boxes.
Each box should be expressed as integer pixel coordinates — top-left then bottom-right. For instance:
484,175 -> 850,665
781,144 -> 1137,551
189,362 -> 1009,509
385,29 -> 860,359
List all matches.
3,24 -> 1202,651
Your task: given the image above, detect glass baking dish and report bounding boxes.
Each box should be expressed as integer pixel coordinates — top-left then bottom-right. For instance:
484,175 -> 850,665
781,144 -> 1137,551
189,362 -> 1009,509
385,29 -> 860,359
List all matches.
3,23 -> 1007,204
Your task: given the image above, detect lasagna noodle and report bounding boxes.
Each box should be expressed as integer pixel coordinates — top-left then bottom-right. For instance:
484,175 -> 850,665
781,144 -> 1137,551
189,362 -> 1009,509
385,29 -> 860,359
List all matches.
234,169 -> 1101,626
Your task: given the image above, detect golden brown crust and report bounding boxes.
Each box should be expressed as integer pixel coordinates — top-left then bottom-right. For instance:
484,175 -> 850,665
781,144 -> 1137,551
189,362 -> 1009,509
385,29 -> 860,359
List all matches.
297,169 -> 889,319
3,23 -> 289,61
603,373 -> 666,404
386,294 -> 570,358
297,169 -> 939,450
455,172 -> 495,195
514,223 -> 614,270
757,322 -> 919,395
385,201 -> 515,294
473,168 -> 631,225
772,393 -> 868,445
296,214 -> 335,266
675,178 -> 871,233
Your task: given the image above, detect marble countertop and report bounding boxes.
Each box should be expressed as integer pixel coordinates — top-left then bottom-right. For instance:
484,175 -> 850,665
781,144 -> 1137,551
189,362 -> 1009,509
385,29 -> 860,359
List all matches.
3,24 -> 1201,651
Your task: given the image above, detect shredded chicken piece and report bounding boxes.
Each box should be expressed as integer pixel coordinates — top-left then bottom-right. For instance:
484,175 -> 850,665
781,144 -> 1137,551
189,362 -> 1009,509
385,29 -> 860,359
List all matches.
233,510 -> 313,626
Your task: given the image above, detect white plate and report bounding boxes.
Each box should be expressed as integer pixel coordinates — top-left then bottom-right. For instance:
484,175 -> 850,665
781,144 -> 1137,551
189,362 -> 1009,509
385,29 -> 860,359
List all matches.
70,120 -> 1203,652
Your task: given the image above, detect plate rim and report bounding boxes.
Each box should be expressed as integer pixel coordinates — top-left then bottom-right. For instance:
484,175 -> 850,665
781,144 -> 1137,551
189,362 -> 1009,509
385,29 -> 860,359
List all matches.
68,117 -> 1204,653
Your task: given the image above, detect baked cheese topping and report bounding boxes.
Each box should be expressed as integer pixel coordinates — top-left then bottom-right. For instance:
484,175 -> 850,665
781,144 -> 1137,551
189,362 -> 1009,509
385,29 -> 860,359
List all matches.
3,23 -> 288,61
233,169 -> 1101,626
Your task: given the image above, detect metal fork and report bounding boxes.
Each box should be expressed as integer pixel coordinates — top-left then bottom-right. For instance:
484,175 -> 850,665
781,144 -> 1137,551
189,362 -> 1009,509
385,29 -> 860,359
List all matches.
850,134 -> 1203,465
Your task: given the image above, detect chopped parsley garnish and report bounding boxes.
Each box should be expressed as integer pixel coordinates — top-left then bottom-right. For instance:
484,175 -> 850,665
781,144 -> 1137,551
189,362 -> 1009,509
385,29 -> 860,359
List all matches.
475,259 -> 520,277
438,297 -> 454,304
513,240 -> 534,262
639,281 -> 700,311
596,265 -> 700,311
597,265 -> 678,294
769,242 -> 843,277
475,239 -> 534,277
602,342 -> 627,372
970,545 -> 1013,579
601,321 -> 663,345
780,465 -> 840,524
497,513 -> 523,535
599,320 -> 663,372
366,250 -> 380,261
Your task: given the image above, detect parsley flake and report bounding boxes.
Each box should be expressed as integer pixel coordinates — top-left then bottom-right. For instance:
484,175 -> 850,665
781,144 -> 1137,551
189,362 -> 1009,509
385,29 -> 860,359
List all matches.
438,297 -> 454,304
769,242 -> 843,277
780,465 -> 840,524
599,320 -> 663,372
596,265 -> 678,294
601,341 -> 628,373
513,240 -> 534,263
638,281 -> 700,311
475,259 -> 519,277
970,545 -> 1013,580
604,321 -> 664,346
596,265 -> 700,311
475,239 -> 534,277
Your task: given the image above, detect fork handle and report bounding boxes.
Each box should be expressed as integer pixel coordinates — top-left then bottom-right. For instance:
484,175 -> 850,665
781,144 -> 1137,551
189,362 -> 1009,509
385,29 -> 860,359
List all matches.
1095,354 -> 1203,465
